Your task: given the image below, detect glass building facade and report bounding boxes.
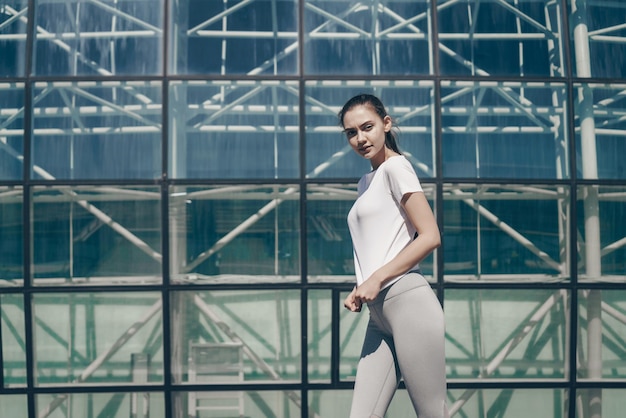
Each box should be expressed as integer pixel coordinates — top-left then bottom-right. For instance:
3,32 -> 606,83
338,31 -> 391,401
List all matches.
0,0 -> 625,417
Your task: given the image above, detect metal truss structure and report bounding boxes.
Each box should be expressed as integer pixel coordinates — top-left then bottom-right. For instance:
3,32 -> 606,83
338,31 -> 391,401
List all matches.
1,0 -> 626,417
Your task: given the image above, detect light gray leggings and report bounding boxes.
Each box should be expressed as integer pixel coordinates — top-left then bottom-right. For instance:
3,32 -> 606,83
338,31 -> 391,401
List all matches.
349,272 -> 449,418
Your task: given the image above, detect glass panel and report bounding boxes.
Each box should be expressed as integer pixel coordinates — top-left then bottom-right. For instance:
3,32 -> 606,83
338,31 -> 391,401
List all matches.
36,392 -> 165,418
1,293 -> 27,387
172,390 -> 300,418
0,186 -> 22,285
441,81 -> 569,179
574,83 -> 626,180
448,389 -> 568,418
31,186 -> 162,286
576,389 -> 626,418
31,81 -> 162,180
577,289 -> 626,379
33,291 -> 163,386
305,80 -> 436,179
307,183 -> 437,282
308,390 -> 354,417
437,0 -> 565,77
577,185 -> 626,282
32,0 -> 163,76
569,1 -> 626,79
168,80 -> 299,179
169,185 -> 299,284
0,82 -> 24,180
169,0 -> 298,75
0,394 -> 27,417
308,289 -> 332,382
0,0 -> 28,76
304,0 -> 432,75
170,290 -> 301,383
443,184 -> 569,283
445,289 -> 569,380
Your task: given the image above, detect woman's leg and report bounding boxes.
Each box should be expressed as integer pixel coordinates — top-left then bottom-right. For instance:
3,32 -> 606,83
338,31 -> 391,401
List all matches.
385,276 -> 449,418
349,316 -> 400,418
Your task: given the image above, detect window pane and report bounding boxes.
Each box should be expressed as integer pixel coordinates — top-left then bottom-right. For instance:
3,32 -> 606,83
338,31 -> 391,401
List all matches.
448,389 -> 568,418
437,0 -> 565,77
168,80 -> 299,179
305,80 -> 436,179
1,294 -> 27,387
569,1 -> 626,78
31,81 -> 162,180
0,186 -> 22,285
308,290 -> 332,382
576,389 -> 626,418
32,186 -> 162,286
578,289 -> 626,379
32,0 -> 163,76
577,185 -> 626,282
169,185 -> 300,284
33,292 -> 163,386
445,289 -> 569,380
441,81 -> 569,179
304,0 -> 432,75
36,392 -> 165,418
172,390 -> 301,418
0,82 -> 24,180
574,83 -> 626,180
0,0 -> 27,76
307,183 -> 437,282
0,394 -> 27,417
443,184 -> 569,282
171,290 -> 301,384
169,0 -> 298,75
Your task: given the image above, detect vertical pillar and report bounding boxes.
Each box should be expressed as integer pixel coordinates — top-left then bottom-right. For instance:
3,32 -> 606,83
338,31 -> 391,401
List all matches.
571,1 -> 602,417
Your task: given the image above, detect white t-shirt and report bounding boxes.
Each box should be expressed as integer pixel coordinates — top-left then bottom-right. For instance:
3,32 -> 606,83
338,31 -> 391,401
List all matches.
347,155 -> 423,288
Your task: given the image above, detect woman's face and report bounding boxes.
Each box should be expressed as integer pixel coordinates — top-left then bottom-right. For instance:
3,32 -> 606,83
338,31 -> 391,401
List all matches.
342,104 -> 392,168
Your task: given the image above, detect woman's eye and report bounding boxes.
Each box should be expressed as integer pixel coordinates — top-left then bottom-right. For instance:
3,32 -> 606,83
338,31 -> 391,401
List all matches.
345,130 -> 356,138
364,125 -> 373,130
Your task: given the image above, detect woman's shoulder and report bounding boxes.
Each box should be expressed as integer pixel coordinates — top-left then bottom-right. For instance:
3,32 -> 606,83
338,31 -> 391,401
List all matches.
381,155 -> 415,176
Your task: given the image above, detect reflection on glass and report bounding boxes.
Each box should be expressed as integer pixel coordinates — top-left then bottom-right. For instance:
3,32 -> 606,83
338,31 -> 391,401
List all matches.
172,390 -> 300,418
31,186 -> 162,285
169,80 -> 299,179
33,292 -> 163,386
1,294 -> 27,387
441,81 -> 568,178
169,0 -> 298,75
574,83 -> 626,180
569,1 -> 626,79
308,390 -> 352,418
305,80 -> 436,179
445,289 -> 568,380
0,82 -> 25,180
307,183 -> 437,281
36,392 -> 165,418
448,389 -> 568,418
31,81 -> 162,180
578,289 -> 626,379
32,0 -> 163,76
169,185 -> 299,283
577,185 -> 626,282
0,0 -> 28,76
443,184 -> 569,282
304,0 -> 432,75
0,186 -> 23,284
171,290 -> 301,384
437,0 -> 565,77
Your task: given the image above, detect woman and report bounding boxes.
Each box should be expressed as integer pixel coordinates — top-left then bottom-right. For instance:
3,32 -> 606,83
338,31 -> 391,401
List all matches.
340,94 -> 449,418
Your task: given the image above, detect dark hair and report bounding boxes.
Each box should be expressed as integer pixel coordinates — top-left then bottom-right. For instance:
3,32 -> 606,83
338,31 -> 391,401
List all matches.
338,93 -> 401,154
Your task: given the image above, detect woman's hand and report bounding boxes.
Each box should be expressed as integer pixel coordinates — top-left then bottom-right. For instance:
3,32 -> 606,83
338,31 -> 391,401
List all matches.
354,271 -> 384,303
343,287 -> 363,312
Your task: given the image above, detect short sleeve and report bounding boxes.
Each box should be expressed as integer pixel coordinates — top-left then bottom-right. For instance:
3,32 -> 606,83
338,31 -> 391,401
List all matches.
383,157 -> 423,202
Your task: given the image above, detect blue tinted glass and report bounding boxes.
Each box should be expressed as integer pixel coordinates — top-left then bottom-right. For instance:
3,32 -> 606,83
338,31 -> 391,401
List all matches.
0,82 -> 24,180
0,0 -> 28,76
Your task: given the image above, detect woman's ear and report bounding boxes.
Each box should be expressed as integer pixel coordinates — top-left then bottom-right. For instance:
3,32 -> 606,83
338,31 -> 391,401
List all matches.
383,115 -> 392,132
